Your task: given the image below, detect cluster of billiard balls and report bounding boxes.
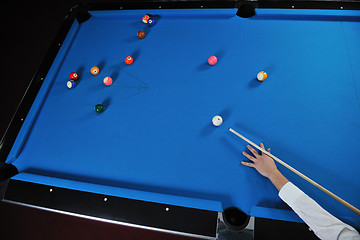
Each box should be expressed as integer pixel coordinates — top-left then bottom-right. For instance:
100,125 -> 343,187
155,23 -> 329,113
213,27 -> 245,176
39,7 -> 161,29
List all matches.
136,15 -> 156,39
67,68 -> 110,113
67,56 -> 135,88
68,15 -> 157,113
67,72 -> 79,88
67,66 -> 116,89
67,62 -> 134,113
142,14 -> 155,26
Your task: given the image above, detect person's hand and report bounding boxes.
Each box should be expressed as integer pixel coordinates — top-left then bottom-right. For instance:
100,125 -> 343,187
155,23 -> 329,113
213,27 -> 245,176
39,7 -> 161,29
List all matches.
241,143 -> 278,179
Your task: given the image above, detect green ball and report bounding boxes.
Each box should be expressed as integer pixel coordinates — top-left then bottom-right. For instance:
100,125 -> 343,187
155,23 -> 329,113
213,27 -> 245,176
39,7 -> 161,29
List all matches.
95,104 -> 105,113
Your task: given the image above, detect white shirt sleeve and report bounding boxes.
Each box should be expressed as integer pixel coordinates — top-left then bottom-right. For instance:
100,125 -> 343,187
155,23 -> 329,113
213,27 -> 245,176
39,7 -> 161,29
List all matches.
278,182 -> 360,240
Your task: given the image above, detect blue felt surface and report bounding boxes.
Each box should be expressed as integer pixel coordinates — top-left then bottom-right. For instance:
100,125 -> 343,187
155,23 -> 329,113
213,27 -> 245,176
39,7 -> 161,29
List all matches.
7,8 -> 360,227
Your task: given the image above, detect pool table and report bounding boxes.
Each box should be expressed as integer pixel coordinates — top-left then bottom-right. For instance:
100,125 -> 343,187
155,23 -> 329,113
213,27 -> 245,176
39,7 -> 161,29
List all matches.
1,1 -> 360,238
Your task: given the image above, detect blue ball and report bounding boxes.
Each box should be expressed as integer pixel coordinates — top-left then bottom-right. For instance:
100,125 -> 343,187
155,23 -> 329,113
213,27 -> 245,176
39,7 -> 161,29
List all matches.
148,19 -> 155,26
67,80 -> 76,89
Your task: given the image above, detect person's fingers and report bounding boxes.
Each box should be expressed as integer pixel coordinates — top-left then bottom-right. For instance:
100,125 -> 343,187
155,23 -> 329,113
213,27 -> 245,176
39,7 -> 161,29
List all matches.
247,145 -> 260,157
260,143 -> 267,155
241,161 -> 255,167
260,143 -> 271,155
243,151 -> 257,162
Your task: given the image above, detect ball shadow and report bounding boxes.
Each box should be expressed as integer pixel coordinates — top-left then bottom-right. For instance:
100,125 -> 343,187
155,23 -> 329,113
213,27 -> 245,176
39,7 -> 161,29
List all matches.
142,27 -> 151,36
111,70 -> 120,83
131,50 -> 141,62
219,108 -> 231,121
76,65 -> 85,84
248,78 -> 262,88
199,122 -> 217,137
102,97 -> 112,109
150,14 -> 161,21
123,36 -> 141,43
98,60 -> 106,72
197,62 -> 212,71
215,49 -> 226,61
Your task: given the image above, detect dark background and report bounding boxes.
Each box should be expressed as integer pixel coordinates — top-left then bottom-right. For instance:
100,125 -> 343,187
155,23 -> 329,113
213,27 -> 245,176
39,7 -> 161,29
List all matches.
1,0 -> 83,140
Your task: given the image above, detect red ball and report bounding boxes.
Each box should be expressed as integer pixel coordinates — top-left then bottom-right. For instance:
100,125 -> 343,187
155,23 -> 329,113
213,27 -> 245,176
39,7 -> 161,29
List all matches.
69,72 -> 79,80
208,56 -> 217,66
125,56 -> 134,65
142,15 -> 150,23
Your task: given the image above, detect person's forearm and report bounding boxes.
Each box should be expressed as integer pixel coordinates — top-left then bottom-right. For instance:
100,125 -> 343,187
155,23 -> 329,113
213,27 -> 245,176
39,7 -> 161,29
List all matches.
279,182 -> 360,239
268,170 -> 289,191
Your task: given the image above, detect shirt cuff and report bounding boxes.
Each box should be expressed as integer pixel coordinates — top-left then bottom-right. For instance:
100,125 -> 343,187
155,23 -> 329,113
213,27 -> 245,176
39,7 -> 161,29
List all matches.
278,182 -> 304,206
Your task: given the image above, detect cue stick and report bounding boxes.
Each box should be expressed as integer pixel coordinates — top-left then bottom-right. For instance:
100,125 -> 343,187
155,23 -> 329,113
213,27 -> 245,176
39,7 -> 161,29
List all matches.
228,128 -> 360,216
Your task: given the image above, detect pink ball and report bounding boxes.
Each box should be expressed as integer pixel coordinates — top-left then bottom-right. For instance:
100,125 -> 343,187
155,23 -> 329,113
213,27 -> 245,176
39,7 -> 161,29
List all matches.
208,56 -> 217,65
103,77 -> 113,86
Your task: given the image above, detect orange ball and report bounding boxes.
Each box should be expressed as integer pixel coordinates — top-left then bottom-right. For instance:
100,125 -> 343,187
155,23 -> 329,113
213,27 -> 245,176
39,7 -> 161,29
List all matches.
137,30 -> 145,39
125,56 -> 134,65
257,71 -> 267,81
90,66 -> 100,75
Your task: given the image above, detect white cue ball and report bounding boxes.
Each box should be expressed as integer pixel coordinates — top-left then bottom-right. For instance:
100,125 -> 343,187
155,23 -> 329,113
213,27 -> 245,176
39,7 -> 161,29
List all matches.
212,115 -> 223,127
